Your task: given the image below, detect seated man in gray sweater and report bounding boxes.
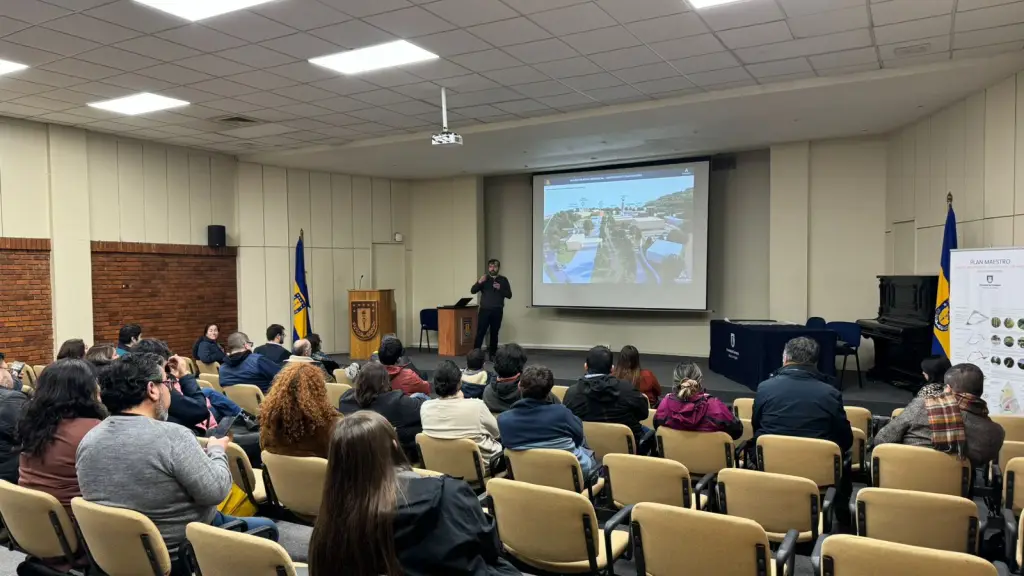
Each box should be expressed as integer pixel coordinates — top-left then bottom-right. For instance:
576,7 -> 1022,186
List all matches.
76,353 -> 279,550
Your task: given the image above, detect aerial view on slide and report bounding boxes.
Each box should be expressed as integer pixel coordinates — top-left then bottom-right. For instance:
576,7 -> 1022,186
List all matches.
542,169 -> 695,285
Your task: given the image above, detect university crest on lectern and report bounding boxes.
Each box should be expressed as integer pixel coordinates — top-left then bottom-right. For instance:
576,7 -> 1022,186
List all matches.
351,301 -> 378,341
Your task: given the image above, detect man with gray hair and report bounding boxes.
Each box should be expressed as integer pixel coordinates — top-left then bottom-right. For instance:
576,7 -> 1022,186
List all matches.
218,331 -> 282,393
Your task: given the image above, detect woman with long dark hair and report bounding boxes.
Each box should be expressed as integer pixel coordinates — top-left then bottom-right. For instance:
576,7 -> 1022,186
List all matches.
56,339 -> 87,360
612,344 -> 661,406
192,323 -> 228,365
309,411 -> 519,576
338,363 -> 425,462
18,359 -> 107,513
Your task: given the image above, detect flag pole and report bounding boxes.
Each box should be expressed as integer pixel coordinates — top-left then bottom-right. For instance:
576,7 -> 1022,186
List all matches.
947,192 -> 953,206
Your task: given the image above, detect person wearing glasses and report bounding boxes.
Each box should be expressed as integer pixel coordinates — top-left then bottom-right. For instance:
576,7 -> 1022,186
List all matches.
219,332 -> 282,393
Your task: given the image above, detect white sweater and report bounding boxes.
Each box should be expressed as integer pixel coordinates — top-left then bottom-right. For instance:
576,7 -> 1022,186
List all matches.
420,398 -> 502,460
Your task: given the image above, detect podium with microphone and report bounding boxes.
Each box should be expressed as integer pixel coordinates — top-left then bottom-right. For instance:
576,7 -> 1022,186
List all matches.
348,280 -> 397,359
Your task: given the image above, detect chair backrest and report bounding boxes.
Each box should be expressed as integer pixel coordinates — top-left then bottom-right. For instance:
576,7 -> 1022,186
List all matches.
631,502 -> 772,576
32,365 -> 48,384
0,481 -> 79,560
419,308 -> 439,329
844,406 -> 871,435
20,364 -> 36,386
197,379 -> 213,391
197,361 -> 220,375
505,449 -> 588,494
202,373 -> 223,393
223,384 -> 264,416
851,427 -> 867,470
855,487 -> 980,553
71,497 -> 172,576
1003,457 -> 1024,514
550,385 -> 568,403
487,478 -> 599,565
993,415 -> 1024,443
261,451 -> 328,517
183,357 -> 198,376
225,442 -> 258,498
806,316 -> 827,329
757,435 -> 841,488
732,397 -> 753,419
826,321 -> 862,346
716,468 -> 820,539
891,407 -> 904,419
1000,441 -> 1024,474
604,454 -> 692,508
186,521 -> 300,576
641,408 -> 656,430
332,369 -> 353,385
872,444 -> 970,497
819,534 -> 996,576
413,467 -> 445,477
656,428 -> 734,476
325,382 -> 351,408
737,418 -> 753,446
415,434 -> 487,485
582,421 -> 634,461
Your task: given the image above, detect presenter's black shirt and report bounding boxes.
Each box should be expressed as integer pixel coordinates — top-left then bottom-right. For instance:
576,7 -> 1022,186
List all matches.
470,275 -> 511,309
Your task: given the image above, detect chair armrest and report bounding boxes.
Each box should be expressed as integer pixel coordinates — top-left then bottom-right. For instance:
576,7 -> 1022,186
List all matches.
479,493 -> 493,516
822,486 -> 837,534
775,529 -> 799,576
603,504 -> 633,568
810,534 -> 830,575
246,526 -> 276,538
1004,508 -> 1019,569
848,486 -> 863,529
693,472 -> 717,497
217,520 -> 248,533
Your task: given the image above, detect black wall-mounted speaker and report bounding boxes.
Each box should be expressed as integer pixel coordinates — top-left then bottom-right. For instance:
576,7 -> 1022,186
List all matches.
208,225 -> 226,248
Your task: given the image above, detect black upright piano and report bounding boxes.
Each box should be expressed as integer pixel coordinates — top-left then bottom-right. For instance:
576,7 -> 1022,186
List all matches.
857,275 -> 938,390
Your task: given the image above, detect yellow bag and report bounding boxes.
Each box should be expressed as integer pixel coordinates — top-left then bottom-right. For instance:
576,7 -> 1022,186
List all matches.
218,484 -> 257,517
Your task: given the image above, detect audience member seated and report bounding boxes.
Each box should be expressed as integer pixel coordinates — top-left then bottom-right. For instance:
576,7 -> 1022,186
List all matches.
461,348 -> 492,400
286,339 -> 335,382
339,362 -> 425,462
612,344 -> 662,407
498,365 -> 598,484
0,369 -> 27,484
56,338 -> 87,360
378,336 -> 429,396
309,411 -> 518,576
875,363 -> 1004,467
254,324 -> 291,365
421,360 -> 504,474
77,354 -> 279,551
18,359 -> 106,515
564,345 -> 653,454
132,339 -> 216,434
484,343 -> 559,413
1,353 -> 24,391
259,363 -> 339,459
917,355 -> 952,398
192,323 -> 228,365
655,362 -> 742,439
116,323 -> 142,356
308,333 -> 340,375
85,344 -> 118,368
220,332 -> 281,393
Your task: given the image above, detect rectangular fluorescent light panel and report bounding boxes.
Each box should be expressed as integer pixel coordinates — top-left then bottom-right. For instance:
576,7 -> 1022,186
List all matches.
88,93 -> 189,115
134,0 -> 277,21
689,0 -> 748,7
0,59 -> 28,77
309,40 -> 438,75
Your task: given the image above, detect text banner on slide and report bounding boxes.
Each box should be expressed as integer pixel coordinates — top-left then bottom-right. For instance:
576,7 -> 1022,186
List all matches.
949,247 -> 1024,415
531,161 -> 710,310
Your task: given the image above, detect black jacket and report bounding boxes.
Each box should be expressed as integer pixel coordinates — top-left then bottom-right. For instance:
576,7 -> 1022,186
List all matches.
563,374 -> 650,440
253,342 -> 291,365
168,375 -> 212,433
192,337 -> 227,365
753,365 -> 852,452
0,387 -> 28,483
338,390 -> 425,461
483,376 -> 560,414
393,470 -> 519,576
470,275 -> 511,309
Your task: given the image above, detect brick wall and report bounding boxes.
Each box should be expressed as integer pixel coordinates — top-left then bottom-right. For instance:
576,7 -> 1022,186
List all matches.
0,239 -> 53,364
92,242 -> 238,357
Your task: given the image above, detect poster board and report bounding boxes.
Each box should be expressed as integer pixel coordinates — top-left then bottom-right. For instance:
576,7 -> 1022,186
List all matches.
949,247 -> 1024,414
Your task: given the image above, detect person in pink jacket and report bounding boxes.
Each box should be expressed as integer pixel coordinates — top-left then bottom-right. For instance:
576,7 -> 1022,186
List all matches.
655,362 -> 743,440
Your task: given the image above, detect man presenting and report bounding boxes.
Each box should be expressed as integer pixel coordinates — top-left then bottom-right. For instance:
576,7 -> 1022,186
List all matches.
471,259 -> 511,360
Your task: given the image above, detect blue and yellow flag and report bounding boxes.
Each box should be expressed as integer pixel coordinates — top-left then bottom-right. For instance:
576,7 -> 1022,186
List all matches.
932,201 -> 957,356
292,231 -> 311,341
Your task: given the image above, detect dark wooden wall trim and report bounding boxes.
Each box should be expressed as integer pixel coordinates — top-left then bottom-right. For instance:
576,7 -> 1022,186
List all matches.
91,241 -> 238,256
0,238 -> 51,251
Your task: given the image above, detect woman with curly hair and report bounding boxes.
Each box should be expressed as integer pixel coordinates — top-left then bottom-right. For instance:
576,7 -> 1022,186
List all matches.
260,362 -> 339,459
18,359 -> 107,514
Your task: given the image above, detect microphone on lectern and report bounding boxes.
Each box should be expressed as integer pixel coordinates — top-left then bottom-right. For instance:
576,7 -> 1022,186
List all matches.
358,275 -> 364,289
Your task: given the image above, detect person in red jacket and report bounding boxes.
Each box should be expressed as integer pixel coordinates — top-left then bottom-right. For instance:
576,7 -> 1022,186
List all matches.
379,337 -> 430,396
612,345 -> 662,407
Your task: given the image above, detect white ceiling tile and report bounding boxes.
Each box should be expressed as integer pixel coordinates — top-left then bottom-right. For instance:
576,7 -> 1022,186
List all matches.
350,88 -> 413,105
445,87 -> 520,105
493,98 -> 550,113
348,120 -> 397,132
308,20 -> 396,49
268,61 -> 338,83
114,36 -> 201,62
777,0 -> 866,17
273,83 -> 337,101
533,56 -> 603,78
511,79 -> 573,97
0,77 -> 63,97
537,92 -> 595,108
5,27 -> 99,57
955,2 -> 1024,31
84,1 -> 182,34
758,71 -> 817,83
201,11 -> 297,43
649,34 -> 726,60
8,68 -> 83,88
277,102 -> 335,117
156,86 -> 222,103
310,75 -> 381,94
75,46 -> 161,72
245,108 -> 299,121
347,107 -> 405,122
260,33 -> 342,60
103,72 -> 175,91
136,63 -> 212,84
37,111 -> 100,125
670,51 -> 742,74
226,70 -> 299,90
423,0 -> 518,26
611,62 -> 678,83
37,88 -> 99,104
874,15 -> 951,45
203,98 -> 264,113
466,17 -> 551,47
409,30 -> 491,56
385,99 -> 438,115
705,78 -> 758,90
434,73 -> 500,91
61,81 -> 125,97
955,23 -> 1024,49
176,55 -> 252,77
562,26 -> 641,54
625,13 -> 710,43
954,41 -> 1024,59
314,96 -> 373,112
0,40 -> 62,66
217,45 -> 296,68
560,72 -> 622,90
500,0 -> 589,14
9,95 -> 77,111
882,51 -> 950,67
450,48 -> 522,71
0,16 -> 30,37
37,0 -> 111,9
42,14 -> 142,44
365,7 -> 455,37
254,1 -> 351,30
403,59 -> 472,79
595,0 -> 686,24
0,101 -> 50,117
699,0 -> 787,31
316,112 -> 365,125
452,103 -> 512,117
315,125 -> 362,137
320,0 -> 413,18
879,34 -> 950,60
284,118 -> 334,131
735,28 -> 872,63
718,21 -> 793,50
957,0 -> 1019,10
189,78 -> 260,97
0,0 -> 69,24
632,75 -> 696,94
588,46 -> 662,71
529,3 -> 617,35
159,25 -> 250,52
356,68 -> 423,86
807,47 -> 876,70
583,84 -> 645,101
870,0 -> 954,25
686,66 -> 753,86
745,57 -> 813,78
482,65 -> 549,85
502,38 -> 578,63
42,58 -> 120,80
787,6 -> 869,38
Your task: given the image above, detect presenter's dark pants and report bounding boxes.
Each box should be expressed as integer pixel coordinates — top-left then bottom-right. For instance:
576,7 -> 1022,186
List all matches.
475,307 -> 503,359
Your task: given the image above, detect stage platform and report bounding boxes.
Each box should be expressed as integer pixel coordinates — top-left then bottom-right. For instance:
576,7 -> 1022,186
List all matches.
331,347 -> 914,416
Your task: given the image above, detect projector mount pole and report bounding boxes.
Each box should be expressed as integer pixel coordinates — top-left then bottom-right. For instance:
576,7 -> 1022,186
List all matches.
441,87 -> 449,132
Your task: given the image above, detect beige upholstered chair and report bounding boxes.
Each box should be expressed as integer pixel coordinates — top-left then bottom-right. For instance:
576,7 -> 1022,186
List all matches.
641,408 -> 656,430
223,384 -> 264,416
583,421 -> 635,462
201,373 -> 224,393
850,427 -> 868,475
413,467 -> 445,477
891,407 -> 904,419
871,443 -> 970,497
732,397 -> 753,420
32,365 -> 48,384
757,435 -> 842,489
332,369 -> 353,385
71,497 -> 173,576
656,428 -> 734,477
994,415 -> 1024,443
415,434 -> 493,489
844,406 -> 872,435
717,468 -> 824,544
504,448 -> 605,501
0,481 -> 81,566
324,382 -> 351,408
226,442 -> 266,506
818,534 -> 996,576
854,487 -> 980,553
550,385 -> 569,402
486,478 -> 629,575
186,522 -> 306,576
604,453 -> 707,510
20,364 -> 37,387
197,361 -> 220,375
182,357 -> 198,376
261,451 -> 328,521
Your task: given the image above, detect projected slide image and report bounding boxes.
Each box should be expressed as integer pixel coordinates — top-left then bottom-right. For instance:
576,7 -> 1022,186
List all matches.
541,169 -> 695,285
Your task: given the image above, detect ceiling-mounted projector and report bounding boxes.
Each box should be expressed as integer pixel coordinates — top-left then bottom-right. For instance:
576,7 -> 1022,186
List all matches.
431,87 -> 462,147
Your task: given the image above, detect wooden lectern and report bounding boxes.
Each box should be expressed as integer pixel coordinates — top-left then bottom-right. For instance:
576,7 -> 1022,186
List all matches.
438,305 -> 477,357
348,289 -> 397,360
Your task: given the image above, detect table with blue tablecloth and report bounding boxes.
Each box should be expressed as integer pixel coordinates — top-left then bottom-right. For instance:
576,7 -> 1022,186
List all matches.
709,320 -> 838,391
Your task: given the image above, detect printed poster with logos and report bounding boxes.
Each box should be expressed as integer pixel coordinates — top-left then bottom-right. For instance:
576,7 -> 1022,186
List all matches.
950,247 -> 1024,415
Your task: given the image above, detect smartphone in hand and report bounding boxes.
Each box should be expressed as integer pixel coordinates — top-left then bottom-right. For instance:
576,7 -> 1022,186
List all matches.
206,415 -> 238,439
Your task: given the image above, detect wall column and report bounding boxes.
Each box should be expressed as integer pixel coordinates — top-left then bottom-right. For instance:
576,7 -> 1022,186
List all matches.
769,142 -> 810,322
